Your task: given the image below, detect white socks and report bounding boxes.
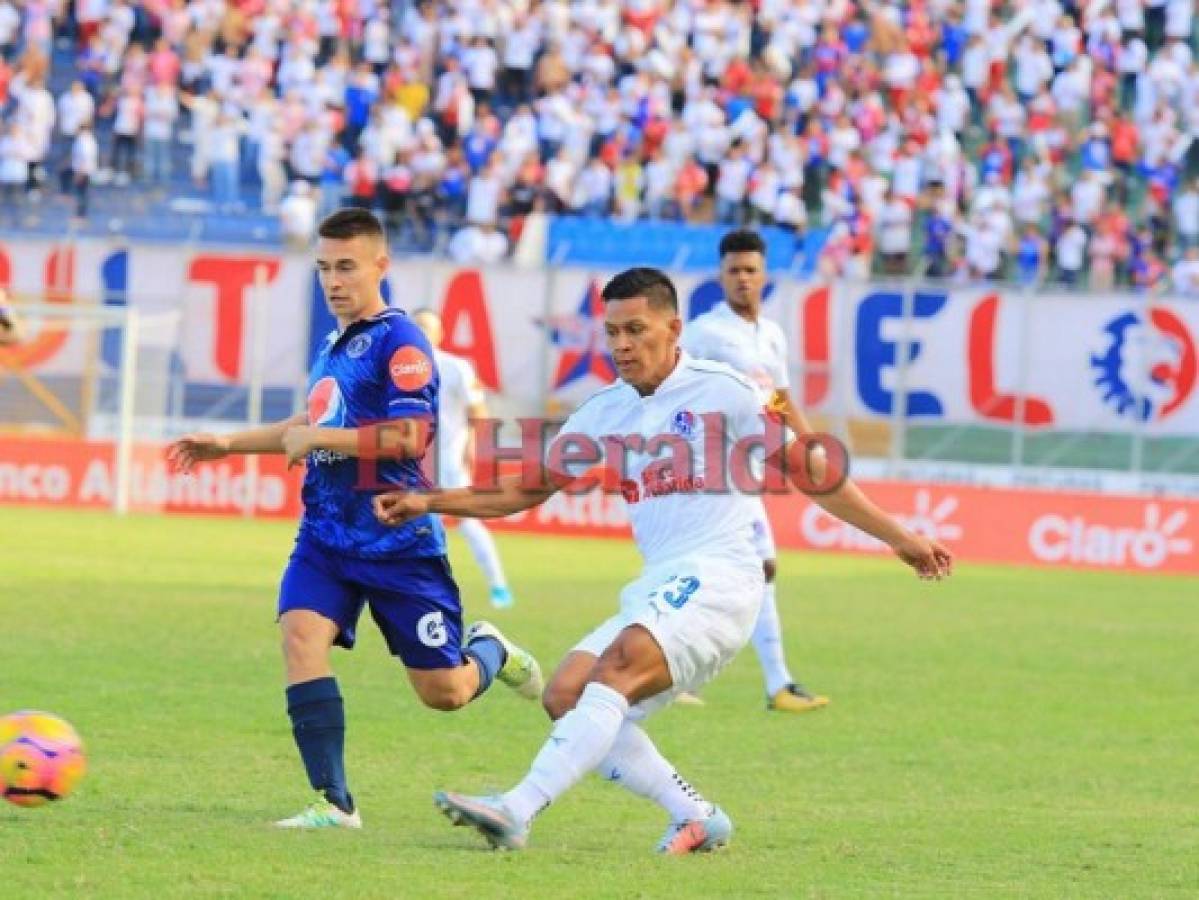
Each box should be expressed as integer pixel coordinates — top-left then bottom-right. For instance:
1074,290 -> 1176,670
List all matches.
751,582 -> 794,697
503,683 -> 629,825
457,518 -> 508,589
596,721 -> 710,822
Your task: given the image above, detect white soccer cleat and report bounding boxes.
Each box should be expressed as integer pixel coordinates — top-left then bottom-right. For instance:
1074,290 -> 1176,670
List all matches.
656,805 -> 732,854
465,620 -> 544,700
274,794 -> 362,829
434,790 -> 529,851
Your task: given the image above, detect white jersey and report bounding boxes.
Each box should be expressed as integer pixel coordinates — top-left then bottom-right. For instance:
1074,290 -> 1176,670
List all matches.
682,300 -> 792,559
680,301 -> 789,398
551,353 -> 782,569
434,348 -> 484,487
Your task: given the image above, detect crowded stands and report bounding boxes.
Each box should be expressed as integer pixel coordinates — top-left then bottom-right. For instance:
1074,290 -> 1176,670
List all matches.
0,0 -> 1197,291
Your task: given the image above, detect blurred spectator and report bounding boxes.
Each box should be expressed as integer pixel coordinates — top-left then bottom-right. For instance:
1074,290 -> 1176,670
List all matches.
0,120 -> 25,205
1056,220 -> 1088,286
1173,179 -> 1199,248
0,0 -> 1195,286
1173,247 -> 1199,296
280,181 -> 317,249
449,218 -> 508,264
878,190 -> 913,276
1089,226 -> 1121,290
108,85 -> 141,185
0,1 -> 19,63
65,122 -> 98,217
142,81 -> 176,186
1015,225 -> 1046,286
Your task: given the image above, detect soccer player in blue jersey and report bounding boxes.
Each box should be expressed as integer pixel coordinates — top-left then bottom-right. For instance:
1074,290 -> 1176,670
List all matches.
167,209 -> 542,829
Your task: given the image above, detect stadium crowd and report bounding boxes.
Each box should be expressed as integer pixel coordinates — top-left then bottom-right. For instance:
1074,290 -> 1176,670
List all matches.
0,0 -> 1198,292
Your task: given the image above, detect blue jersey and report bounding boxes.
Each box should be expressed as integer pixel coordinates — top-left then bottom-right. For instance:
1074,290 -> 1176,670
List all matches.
299,308 -> 447,559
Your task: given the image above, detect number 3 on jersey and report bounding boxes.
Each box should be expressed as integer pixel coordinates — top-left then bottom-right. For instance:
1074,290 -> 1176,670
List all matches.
649,575 -> 700,610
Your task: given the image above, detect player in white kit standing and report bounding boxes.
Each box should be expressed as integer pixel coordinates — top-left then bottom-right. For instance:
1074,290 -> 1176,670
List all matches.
681,229 -> 827,713
375,268 -> 952,853
412,308 -> 515,609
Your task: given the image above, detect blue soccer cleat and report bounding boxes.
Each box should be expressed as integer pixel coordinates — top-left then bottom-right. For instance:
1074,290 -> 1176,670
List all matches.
655,805 -> 732,855
489,585 -> 514,609
434,791 -> 529,851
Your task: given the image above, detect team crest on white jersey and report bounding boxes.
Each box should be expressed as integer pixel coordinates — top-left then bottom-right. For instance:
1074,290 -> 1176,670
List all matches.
671,409 -> 698,438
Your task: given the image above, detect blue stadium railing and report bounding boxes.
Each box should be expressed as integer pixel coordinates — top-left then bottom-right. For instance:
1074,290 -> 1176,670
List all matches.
545,218 -> 828,274
0,208 -> 827,271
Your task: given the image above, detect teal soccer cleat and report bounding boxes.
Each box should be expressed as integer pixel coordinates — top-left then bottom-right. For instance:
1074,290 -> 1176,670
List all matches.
274,794 -> 362,830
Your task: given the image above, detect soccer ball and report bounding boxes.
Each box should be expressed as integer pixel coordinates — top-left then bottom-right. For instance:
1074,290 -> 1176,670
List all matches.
0,711 -> 86,807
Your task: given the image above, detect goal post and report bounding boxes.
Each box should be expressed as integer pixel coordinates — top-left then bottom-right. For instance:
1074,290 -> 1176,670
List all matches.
0,299 -> 182,514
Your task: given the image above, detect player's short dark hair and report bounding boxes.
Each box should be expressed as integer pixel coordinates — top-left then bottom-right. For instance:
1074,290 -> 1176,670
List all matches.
719,229 -> 767,257
318,208 -> 386,243
601,267 -> 678,313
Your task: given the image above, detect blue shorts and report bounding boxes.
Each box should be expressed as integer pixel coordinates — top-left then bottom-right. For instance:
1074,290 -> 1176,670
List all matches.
278,538 -> 464,669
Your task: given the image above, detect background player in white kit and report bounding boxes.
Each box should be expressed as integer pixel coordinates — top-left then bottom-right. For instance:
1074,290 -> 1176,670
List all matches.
412,308 -> 515,609
376,268 -> 952,853
681,229 -> 827,713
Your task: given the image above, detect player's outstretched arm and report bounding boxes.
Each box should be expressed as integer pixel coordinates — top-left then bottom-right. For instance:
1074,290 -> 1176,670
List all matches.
281,415 -> 431,467
167,413 -> 307,473
770,441 -> 953,580
375,475 -> 560,526
807,477 -> 952,579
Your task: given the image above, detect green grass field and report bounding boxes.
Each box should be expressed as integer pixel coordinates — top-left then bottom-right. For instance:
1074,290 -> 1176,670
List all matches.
1,507 -> 1196,898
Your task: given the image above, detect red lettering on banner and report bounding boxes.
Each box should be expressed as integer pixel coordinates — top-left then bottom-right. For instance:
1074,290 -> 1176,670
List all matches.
187,256 -> 281,380
0,246 -> 73,369
801,286 -> 830,406
0,437 -> 303,516
967,294 -> 1054,425
440,270 -> 499,390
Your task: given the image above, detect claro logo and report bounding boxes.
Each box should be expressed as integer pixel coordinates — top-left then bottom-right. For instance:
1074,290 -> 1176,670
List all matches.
801,490 -> 963,551
1028,505 -> 1192,568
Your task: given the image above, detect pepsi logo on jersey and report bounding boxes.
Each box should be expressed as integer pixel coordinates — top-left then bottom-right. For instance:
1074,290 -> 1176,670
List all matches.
307,376 -> 345,426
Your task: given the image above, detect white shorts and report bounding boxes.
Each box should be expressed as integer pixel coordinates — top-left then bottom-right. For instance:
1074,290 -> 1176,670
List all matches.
572,555 -> 764,718
749,498 -> 776,561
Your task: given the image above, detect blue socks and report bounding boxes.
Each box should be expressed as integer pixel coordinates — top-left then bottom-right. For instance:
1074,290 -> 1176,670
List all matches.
463,637 -> 507,699
286,646 -> 505,808
286,677 -> 352,813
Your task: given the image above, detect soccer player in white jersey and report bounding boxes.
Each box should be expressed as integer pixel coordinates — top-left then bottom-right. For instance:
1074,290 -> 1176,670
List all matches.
681,229 -> 827,713
412,308 -> 515,608
375,267 -> 951,853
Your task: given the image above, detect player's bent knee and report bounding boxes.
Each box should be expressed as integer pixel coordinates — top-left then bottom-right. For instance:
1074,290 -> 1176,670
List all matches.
410,672 -> 474,712
542,682 -> 582,720
281,627 -> 326,668
590,627 -> 672,701
421,690 -> 470,712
